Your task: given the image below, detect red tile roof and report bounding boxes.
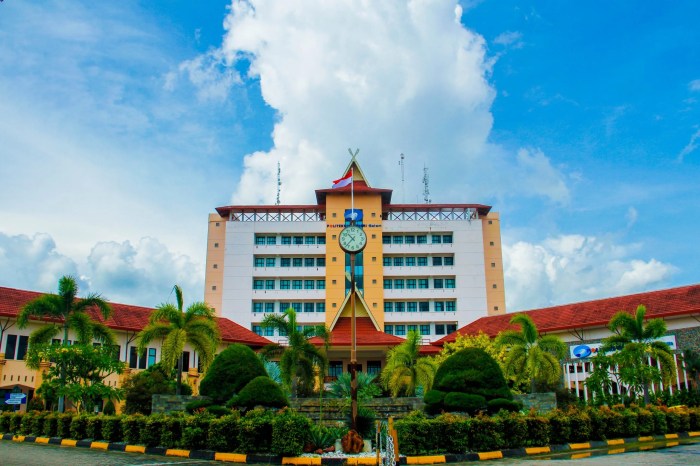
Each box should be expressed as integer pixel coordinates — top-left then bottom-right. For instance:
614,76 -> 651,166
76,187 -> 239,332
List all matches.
0,286 -> 271,348
311,317 -> 405,346
435,284 -> 700,345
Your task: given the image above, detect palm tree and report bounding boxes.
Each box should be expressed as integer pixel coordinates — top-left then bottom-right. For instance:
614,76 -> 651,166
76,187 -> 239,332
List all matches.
260,308 -> 330,398
380,331 -> 438,397
602,305 -> 676,404
17,275 -> 114,412
137,285 -> 220,395
496,314 -> 566,393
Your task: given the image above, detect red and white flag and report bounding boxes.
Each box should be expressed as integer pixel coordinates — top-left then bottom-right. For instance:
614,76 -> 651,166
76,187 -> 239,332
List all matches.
332,171 -> 353,188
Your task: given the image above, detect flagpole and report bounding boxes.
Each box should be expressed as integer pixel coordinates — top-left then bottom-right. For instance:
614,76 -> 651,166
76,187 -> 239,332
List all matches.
351,167 -> 354,218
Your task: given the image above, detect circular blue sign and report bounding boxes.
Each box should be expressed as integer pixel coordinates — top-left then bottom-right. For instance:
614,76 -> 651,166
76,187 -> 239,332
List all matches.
573,345 -> 592,358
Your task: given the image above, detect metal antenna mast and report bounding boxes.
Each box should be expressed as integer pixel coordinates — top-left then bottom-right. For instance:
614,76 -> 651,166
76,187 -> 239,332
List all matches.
422,164 -> 431,204
399,153 -> 405,203
275,161 -> 281,205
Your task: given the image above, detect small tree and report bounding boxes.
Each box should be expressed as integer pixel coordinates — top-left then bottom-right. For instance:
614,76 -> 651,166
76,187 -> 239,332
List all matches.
496,314 -> 566,393
122,363 -> 192,414
199,344 -> 267,404
602,305 -> 676,405
380,331 -> 438,397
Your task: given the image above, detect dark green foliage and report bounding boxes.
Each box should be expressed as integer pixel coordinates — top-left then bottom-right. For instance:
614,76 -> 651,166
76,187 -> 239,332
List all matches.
586,407 -> 606,440
394,411 -> 437,455
468,415 -> 502,452
200,344 -> 267,404
86,416 -> 104,440
352,406 -> 377,438
103,400 -> 116,415
229,376 -> 288,410
185,398 -> 214,414
487,398 -> 522,415
435,413 -> 470,453
57,413 -> 73,438
141,415 -> 167,447
237,408 -> 274,453
444,392 -> 486,415
524,415 -> 550,447
43,413 -> 58,437
678,410 -> 690,432
27,397 -> 45,411
208,413 -> 241,452
271,408 -> 312,456
101,416 -> 123,442
160,416 -> 185,448
429,348 -> 512,413
650,407 -> 668,434
689,409 -> 700,430
20,412 -> 34,435
206,405 -> 231,417
307,424 -> 340,450
0,413 -> 11,433
495,412 -> 527,449
565,409 -> 592,443
182,414 -> 212,450
546,410 -> 572,445
123,363 -> 192,415
9,412 -> 23,434
121,414 -> 146,445
423,390 -> 445,415
70,415 -> 88,440
664,409 -> 681,433
30,411 -> 48,436
636,408 -> 654,435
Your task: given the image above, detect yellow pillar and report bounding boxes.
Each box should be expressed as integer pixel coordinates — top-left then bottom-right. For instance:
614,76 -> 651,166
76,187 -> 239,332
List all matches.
187,368 -> 200,396
117,367 -> 131,414
34,361 -> 51,389
0,353 -> 6,386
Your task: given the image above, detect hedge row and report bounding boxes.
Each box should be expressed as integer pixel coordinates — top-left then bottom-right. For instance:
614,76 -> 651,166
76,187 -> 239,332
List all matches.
0,407 -> 311,456
395,405 -> 700,455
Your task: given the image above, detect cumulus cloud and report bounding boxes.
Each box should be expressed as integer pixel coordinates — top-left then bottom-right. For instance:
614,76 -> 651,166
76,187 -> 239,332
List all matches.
0,231 -> 202,308
503,235 -> 676,311
167,49 -> 241,103
177,0 -> 569,205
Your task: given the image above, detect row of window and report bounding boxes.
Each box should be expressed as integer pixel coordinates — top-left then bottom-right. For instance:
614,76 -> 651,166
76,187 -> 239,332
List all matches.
255,235 -> 326,245
2,334 -> 29,360
252,324 -> 322,337
383,278 -> 456,289
384,300 -> 456,313
384,323 -> 457,336
382,234 -> 453,245
254,257 -> 326,268
127,347 -> 198,371
252,302 -> 326,313
328,360 -> 382,377
383,256 -> 454,267
253,279 -> 326,290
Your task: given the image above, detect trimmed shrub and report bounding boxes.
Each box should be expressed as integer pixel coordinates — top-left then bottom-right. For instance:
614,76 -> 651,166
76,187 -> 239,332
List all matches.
208,413 -> 241,452
271,409 -> 312,456
141,415 -> 167,447
689,408 -> 700,430
636,408 -> 654,436
200,344 -> 267,404
443,392 -> 486,415
87,416 -> 104,440
395,411 -> 436,456
27,397 -> 45,412
160,415 -> 185,449
185,398 -> 214,414
206,405 -> 231,418
57,413 -> 73,439
524,415 -> 550,447
678,409 -> 690,432
664,408 -> 681,433
9,412 -> 23,434
435,413 -> 470,453
566,409 -> 592,443
30,411 -> 48,436
20,412 -> 34,435
495,412 -> 527,449
0,413 -> 11,433
468,414 -> 502,452
229,376 -> 288,410
547,410 -> 572,445
650,407 -> 668,434
182,414 -> 212,450
424,390 -> 446,415
43,413 -> 58,437
101,416 -> 123,443
487,398 -> 522,415
586,407 -> 606,440
237,408 -> 274,454
103,400 -> 116,416
122,363 -> 192,415
122,414 -> 146,445
71,415 -> 89,440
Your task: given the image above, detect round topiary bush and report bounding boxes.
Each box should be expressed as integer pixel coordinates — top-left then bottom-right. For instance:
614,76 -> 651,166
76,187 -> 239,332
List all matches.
228,376 -> 288,410
200,344 -> 267,404
444,392 -> 486,415
487,398 -> 522,415
427,347 -> 512,413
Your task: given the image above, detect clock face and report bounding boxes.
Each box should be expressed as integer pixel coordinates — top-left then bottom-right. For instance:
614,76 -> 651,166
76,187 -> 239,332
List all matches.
339,225 -> 367,253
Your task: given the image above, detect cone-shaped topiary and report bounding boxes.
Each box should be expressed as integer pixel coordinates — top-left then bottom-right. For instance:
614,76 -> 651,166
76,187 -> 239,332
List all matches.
427,347 -> 513,414
200,344 -> 267,404
228,376 -> 288,410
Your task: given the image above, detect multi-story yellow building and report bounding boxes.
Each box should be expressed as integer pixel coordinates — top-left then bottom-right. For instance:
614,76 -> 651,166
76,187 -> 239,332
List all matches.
204,159 -> 505,375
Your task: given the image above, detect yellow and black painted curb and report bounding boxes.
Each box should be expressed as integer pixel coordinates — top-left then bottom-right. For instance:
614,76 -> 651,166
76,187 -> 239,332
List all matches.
2,431 -> 699,464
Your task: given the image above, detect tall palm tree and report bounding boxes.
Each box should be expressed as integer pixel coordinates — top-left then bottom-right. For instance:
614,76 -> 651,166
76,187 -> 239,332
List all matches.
137,285 -> 220,395
496,314 -> 566,393
17,275 -> 114,412
380,331 -> 438,397
602,305 -> 676,404
260,308 -> 330,398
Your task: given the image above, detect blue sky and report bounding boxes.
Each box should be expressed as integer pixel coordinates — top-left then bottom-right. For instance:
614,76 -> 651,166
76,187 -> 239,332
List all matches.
0,0 -> 698,313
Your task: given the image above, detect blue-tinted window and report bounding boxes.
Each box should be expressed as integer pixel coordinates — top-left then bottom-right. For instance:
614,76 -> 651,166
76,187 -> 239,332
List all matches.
384,302 -> 393,313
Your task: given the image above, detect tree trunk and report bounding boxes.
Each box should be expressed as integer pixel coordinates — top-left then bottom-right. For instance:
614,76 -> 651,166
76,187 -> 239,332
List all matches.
643,384 -> 650,405
58,322 -> 69,413
176,353 -> 183,396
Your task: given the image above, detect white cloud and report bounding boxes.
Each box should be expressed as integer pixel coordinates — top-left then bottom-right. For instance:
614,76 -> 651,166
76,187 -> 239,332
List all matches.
171,49 -> 241,103
175,0 -> 570,205
689,79 -> 700,92
625,206 -> 638,228
493,31 -> 524,49
504,235 -> 676,311
678,128 -> 700,162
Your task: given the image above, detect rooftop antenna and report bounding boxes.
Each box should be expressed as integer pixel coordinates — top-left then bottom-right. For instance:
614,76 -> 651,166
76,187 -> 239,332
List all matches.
275,161 -> 281,205
399,153 -> 405,203
423,164 -> 431,204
